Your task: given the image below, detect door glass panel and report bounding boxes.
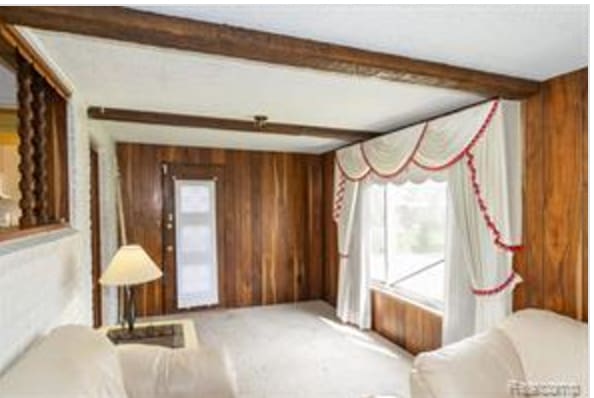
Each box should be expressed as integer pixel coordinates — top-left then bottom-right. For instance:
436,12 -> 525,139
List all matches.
180,184 -> 211,213
175,179 -> 218,308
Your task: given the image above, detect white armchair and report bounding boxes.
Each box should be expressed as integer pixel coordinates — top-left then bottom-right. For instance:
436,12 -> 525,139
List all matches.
410,309 -> 588,398
0,325 -> 237,398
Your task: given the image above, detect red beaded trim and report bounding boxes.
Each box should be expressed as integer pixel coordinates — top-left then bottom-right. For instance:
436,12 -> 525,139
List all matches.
472,272 -> 517,296
335,152 -> 372,182
332,99 -> 522,256
413,100 -> 499,171
465,151 -> 523,253
333,172 -> 347,222
360,123 -> 429,178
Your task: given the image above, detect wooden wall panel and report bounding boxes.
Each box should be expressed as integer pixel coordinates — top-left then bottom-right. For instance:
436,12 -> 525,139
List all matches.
514,68 -> 588,322
513,89 -> 545,309
322,152 -> 338,306
372,290 -> 442,355
117,143 -> 324,316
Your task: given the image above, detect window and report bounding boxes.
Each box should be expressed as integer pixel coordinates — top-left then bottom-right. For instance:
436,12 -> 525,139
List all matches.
174,179 -> 219,309
0,28 -> 69,240
369,180 -> 448,310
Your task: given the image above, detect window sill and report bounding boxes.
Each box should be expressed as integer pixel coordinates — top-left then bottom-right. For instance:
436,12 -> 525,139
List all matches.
370,282 -> 443,317
0,223 -> 72,245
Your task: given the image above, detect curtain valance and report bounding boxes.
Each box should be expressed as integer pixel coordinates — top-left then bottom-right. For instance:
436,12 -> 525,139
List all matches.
336,100 -> 499,181
333,99 -> 523,301
334,100 -> 521,254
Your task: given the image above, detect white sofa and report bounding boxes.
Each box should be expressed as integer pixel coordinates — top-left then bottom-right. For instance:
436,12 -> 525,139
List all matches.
0,325 -> 237,398
410,309 -> 588,398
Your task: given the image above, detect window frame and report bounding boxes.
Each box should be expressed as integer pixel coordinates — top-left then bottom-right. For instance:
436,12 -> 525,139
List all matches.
369,181 -> 447,313
0,24 -> 70,243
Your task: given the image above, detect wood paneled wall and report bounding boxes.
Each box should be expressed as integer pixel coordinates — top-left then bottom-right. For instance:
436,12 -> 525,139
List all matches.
322,152 -> 339,306
514,68 -> 588,321
372,290 -> 442,355
117,143 -> 324,316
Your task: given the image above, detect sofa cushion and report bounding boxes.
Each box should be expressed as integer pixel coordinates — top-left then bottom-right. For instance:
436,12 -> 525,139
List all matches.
411,327 -> 525,398
117,344 -> 237,398
0,325 -> 128,398
499,309 -> 587,397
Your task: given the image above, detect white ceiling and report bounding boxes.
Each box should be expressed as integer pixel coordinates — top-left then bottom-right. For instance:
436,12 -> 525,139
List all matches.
27,5 -> 588,154
31,29 -> 482,153
135,4 -> 589,81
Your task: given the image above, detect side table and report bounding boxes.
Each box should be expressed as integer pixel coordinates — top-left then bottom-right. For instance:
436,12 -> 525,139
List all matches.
98,319 -> 198,349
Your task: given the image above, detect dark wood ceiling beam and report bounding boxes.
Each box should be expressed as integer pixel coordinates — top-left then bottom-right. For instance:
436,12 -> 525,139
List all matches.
0,6 -> 539,98
87,106 -> 380,141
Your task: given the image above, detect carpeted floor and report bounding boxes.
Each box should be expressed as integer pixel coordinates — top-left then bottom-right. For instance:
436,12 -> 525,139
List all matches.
167,300 -> 413,398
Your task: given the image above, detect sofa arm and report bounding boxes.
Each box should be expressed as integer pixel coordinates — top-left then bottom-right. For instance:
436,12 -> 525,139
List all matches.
410,329 -> 525,398
117,344 -> 237,398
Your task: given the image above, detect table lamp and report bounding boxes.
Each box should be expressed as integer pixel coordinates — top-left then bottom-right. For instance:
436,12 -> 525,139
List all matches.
99,245 -> 162,332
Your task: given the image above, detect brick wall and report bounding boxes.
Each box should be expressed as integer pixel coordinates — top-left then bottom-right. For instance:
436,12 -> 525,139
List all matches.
0,91 -> 92,373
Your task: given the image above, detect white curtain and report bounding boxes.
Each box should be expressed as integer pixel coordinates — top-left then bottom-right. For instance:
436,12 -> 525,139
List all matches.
443,101 -> 523,342
442,194 -> 476,343
336,183 -> 373,329
333,99 -> 523,336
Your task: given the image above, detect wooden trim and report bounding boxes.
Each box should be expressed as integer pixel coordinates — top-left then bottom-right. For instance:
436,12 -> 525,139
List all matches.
32,74 -> 49,224
0,24 -> 71,98
17,53 -> 37,228
372,289 -> 442,355
0,7 -> 539,98
0,223 -> 67,243
91,148 -> 102,327
370,283 -> 443,318
88,106 -> 379,141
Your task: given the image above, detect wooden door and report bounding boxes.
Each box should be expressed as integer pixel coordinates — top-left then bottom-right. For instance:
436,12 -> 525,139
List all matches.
90,148 -> 102,327
162,163 -> 225,313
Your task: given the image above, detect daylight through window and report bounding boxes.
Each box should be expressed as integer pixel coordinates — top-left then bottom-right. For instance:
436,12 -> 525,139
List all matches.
369,180 -> 448,310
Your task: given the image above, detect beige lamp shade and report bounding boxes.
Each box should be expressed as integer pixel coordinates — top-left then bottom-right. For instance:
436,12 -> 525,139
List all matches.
99,245 -> 162,286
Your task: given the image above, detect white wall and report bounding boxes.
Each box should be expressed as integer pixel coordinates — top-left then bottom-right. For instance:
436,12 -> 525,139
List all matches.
89,122 -> 119,326
0,35 -> 93,373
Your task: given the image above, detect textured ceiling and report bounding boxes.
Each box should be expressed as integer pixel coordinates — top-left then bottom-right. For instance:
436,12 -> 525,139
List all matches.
26,5 -> 588,153
32,29 -> 482,153
135,4 -> 589,81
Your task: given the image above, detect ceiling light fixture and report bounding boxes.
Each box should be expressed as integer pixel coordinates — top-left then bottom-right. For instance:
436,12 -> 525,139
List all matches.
253,115 -> 268,129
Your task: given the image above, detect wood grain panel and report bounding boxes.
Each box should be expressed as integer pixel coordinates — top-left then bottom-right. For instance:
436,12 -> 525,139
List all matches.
582,73 -> 588,322
514,68 -> 588,321
117,143 -> 324,316
90,148 -> 101,327
322,152 -> 339,306
372,290 -> 442,355
513,89 -> 545,309
46,89 -> 68,223
88,106 -> 378,141
16,52 -> 36,227
0,7 -> 539,98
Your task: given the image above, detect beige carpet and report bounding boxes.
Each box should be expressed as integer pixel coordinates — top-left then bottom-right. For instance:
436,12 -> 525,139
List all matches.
176,300 -> 412,398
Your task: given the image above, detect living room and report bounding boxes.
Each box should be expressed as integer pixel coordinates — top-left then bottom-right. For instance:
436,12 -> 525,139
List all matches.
0,5 -> 589,398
